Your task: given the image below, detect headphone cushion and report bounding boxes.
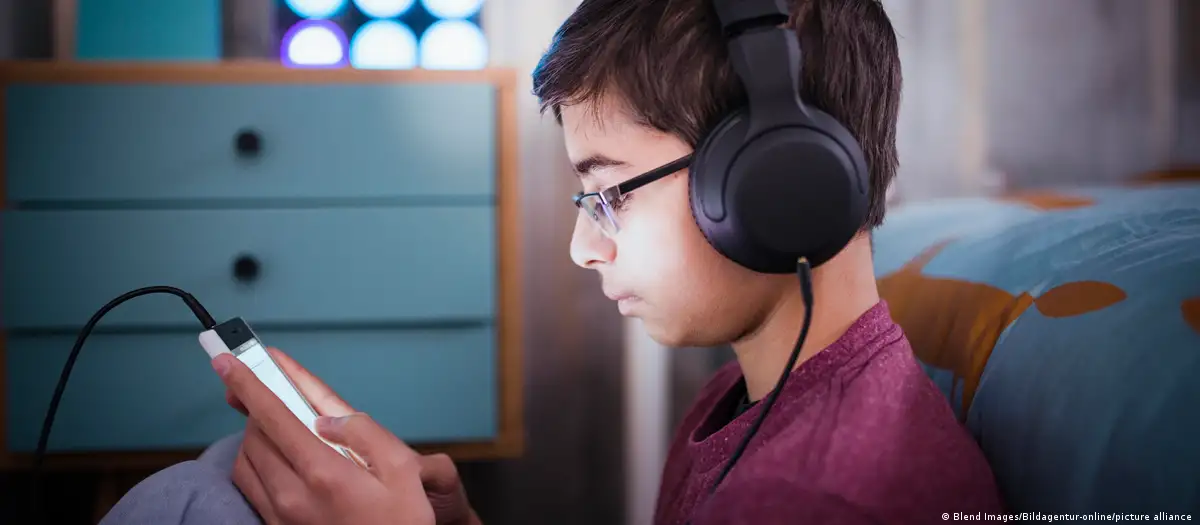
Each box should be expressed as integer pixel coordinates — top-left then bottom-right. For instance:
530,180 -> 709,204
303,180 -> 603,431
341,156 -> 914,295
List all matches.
689,110 -> 764,269
690,107 -> 870,273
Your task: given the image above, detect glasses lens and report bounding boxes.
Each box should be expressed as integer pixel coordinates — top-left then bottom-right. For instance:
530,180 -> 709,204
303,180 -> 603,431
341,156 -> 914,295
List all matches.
577,194 -> 618,235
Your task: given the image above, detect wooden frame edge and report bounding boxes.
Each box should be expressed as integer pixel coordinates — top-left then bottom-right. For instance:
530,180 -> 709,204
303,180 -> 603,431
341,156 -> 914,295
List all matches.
0,61 -> 517,85
493,68 -> 526,459
0,65 -> 526,470
0,439 -> 522,471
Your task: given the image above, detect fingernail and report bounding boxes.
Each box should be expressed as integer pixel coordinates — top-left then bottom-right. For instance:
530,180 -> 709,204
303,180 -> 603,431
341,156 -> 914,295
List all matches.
212,355 -> 232,377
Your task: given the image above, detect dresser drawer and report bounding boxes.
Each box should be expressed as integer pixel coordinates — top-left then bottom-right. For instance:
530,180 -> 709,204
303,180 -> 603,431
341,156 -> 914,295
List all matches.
6,326 -> 498,452
2,207 -> 496,330
4,83 -> 496,203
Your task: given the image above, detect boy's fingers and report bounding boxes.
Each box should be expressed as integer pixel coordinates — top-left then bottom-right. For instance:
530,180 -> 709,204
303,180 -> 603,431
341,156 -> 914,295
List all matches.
226,389 -> 248,416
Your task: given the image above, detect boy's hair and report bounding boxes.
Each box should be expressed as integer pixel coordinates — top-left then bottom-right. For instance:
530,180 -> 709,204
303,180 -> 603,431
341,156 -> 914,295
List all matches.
532,0 -> 902,229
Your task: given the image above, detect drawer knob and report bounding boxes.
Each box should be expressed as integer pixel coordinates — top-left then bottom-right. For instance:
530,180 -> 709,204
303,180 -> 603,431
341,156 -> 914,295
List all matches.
232,254 -> 261,283
234,128 -> 262,157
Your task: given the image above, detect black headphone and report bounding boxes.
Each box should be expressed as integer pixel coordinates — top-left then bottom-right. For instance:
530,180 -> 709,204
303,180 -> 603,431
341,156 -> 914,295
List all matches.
689,0 -> 871,273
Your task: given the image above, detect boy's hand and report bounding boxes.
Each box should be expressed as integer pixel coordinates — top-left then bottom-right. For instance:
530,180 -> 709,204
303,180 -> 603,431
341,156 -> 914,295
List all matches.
215,352 -> 432,524
222,348 -> 478,525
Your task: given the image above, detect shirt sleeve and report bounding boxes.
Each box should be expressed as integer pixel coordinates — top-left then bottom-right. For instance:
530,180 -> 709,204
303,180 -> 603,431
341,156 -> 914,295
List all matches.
689,473 -> 885,525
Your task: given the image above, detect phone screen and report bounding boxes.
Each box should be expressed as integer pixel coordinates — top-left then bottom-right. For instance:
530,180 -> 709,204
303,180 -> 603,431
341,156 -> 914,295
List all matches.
233,340 -> 320,429
232,339 -> 350,458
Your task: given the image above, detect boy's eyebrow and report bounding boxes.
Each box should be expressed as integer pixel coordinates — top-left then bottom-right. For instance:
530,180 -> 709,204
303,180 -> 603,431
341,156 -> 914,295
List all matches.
572,154 -> 628,178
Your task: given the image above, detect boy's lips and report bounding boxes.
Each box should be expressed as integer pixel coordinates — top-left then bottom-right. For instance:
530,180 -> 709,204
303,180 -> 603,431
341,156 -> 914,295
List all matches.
605,291 -> 642,315
605,291 -> 637,302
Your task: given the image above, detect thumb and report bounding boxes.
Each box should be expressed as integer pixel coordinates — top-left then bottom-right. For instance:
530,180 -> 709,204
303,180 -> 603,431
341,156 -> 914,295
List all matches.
316,413 -> 420,484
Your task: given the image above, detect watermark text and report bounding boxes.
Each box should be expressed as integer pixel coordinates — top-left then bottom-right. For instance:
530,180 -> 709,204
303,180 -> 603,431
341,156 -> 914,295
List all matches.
942,512 -> 1193,522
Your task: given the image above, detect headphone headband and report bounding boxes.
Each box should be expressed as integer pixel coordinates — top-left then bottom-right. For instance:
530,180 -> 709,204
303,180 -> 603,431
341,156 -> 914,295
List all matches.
712,0 -> 789,29
715,0 -> 809,141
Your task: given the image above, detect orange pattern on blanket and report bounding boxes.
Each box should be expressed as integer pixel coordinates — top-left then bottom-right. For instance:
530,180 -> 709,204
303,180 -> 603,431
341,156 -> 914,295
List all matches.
878,241 -> 1127,419
1133,167 -> 1200,184
999,192 -> 1095,210
1183,297 -> 1200,335
1035,281 -> 1126,317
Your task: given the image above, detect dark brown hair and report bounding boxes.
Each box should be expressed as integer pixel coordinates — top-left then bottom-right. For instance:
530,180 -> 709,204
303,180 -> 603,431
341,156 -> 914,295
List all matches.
532,0 -> 902,229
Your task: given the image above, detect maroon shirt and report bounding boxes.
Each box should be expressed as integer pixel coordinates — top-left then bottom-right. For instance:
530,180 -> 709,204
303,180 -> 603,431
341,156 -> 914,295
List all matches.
653,301 -> 1005,525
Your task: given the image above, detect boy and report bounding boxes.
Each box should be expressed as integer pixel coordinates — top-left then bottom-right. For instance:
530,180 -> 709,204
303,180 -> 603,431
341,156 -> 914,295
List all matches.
102,0 -> 1004,523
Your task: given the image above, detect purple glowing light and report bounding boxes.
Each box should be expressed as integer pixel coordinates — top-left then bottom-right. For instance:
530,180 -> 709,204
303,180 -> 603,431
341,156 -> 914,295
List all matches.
280,19 -> 349,69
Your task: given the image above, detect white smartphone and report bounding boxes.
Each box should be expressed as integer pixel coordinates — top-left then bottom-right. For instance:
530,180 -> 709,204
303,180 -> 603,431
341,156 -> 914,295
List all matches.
199,317 -> 360,464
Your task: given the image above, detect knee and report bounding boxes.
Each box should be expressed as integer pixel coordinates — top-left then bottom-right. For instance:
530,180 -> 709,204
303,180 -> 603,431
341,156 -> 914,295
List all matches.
100,459 -> 261,525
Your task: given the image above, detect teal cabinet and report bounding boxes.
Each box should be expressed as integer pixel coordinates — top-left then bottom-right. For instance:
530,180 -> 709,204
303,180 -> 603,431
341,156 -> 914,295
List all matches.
0,63 -> 524,468
6,328 -> 499,452
73,0 -> 222,60
6,83 -> 497,201
2,208 -> 497,329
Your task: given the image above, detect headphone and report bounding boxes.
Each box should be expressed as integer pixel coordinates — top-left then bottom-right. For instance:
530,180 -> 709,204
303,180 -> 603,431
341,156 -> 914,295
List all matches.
689,0 -> 871,273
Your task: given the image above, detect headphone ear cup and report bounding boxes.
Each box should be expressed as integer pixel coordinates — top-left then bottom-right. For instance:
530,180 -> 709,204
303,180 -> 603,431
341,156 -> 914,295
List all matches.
689,109 -> 765,270
690,105 -> 871,274
803,108 -> 871,204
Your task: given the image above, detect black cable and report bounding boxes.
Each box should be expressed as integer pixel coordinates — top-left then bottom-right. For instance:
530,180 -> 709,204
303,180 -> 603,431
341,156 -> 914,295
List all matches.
708,257 -> 814,494
29,286 -> 217,521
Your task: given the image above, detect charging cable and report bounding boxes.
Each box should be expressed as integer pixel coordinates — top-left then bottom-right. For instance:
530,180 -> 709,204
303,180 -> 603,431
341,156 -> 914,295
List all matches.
30,286 -> 217,519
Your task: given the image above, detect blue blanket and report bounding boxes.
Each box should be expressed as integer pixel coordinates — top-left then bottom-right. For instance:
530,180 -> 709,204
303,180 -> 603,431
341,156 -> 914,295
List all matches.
872,181 -> 1200,515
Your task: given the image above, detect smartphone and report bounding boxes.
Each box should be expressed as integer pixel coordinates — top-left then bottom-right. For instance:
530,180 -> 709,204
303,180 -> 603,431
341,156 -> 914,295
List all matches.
199,317 -> 359,463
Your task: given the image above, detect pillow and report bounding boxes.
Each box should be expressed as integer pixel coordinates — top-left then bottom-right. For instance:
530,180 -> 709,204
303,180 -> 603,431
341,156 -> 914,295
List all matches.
873,181 -> 1200,515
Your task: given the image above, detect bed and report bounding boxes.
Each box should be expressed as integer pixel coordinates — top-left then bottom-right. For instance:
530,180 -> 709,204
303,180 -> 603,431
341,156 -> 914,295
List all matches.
872,175 -> 1200,515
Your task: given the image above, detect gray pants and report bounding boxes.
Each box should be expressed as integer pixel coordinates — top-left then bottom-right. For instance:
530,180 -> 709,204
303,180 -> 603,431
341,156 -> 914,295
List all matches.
98,432 -> 263,525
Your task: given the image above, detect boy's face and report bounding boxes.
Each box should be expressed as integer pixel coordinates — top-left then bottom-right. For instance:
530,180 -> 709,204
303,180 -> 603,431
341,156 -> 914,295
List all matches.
562,97 -> 786,348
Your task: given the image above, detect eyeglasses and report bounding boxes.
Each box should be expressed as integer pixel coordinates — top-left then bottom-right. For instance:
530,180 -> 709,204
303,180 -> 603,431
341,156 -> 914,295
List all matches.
573,154 -> 692,237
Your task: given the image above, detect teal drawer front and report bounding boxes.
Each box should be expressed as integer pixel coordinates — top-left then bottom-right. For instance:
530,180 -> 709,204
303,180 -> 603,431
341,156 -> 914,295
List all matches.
5,83 -> 496,203
6,326 -> 498,452
2,207 -> 496,330
76,0 -> 221,60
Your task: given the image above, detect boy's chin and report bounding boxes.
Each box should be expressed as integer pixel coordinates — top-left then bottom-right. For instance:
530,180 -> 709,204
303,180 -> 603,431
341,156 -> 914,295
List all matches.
642,316 -> 750,349
639,320 -> 705,349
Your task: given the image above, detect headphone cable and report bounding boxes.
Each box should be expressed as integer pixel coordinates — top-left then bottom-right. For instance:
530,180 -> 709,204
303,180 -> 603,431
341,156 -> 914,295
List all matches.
29,286 -> 217,522
708,256 -> 814,494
